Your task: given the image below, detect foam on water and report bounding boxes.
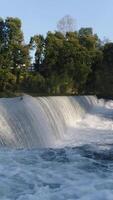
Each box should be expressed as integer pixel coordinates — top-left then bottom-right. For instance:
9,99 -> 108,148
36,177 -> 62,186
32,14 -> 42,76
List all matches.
0,146 -> 113,200
0,95 -> 99,148
0,95 -> 113,199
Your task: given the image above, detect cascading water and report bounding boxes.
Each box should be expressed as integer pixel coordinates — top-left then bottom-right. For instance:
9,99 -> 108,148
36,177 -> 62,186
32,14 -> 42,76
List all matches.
1,95 -> 113,199
0,95 -> 96,148
0,95 -> 112,148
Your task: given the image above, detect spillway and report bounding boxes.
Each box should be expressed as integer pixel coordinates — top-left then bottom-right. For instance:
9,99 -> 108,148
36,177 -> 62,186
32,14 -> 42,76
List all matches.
1,95 -> 113,199
0,95 -> 113,148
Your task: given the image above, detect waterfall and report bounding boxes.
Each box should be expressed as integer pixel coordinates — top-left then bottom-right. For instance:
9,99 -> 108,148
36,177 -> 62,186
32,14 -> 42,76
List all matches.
0,95 -> 101,148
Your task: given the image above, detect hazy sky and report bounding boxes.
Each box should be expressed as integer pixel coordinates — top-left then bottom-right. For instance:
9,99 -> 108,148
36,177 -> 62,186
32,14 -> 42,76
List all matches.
1,0 -> 113,42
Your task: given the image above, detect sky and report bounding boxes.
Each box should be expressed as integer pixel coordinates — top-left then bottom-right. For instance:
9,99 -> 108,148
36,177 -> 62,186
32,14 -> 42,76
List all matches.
1,0 -> 113,43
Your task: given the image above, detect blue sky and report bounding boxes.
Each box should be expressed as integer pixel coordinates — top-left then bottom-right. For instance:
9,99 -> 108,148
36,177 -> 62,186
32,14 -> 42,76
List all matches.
1,0 -> 113,42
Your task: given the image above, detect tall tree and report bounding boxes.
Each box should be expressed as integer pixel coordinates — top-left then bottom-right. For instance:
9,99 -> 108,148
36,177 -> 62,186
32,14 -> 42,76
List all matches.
0,17 -> 30,85
30,35 -> 45,71
57,15 -> 76,35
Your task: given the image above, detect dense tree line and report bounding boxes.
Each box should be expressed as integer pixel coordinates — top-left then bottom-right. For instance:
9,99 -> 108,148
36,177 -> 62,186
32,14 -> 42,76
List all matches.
0,17 -> 113,97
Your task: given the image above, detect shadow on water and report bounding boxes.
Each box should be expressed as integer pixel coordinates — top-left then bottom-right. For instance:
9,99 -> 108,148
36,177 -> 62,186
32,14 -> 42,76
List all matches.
74,144 -> 113,161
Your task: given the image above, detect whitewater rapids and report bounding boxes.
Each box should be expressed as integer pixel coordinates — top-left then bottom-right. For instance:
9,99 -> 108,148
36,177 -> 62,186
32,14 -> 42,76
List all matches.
0,95 -> 113,148
1,95 -> 113,199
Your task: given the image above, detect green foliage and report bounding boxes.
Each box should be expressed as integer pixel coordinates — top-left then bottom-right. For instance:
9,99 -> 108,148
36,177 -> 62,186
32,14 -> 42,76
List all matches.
20,72 -> 45,94
31,31 -> 92,94
94,43 -> 113,96
0,16 -> 113,97
30,35 -> 45,71
0,17 -> 30,94
0,69 -> 16,92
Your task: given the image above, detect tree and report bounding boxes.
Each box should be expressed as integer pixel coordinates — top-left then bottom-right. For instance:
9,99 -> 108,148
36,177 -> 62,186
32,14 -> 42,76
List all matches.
0,69 -> 16,92
34,31 -> 92,94
97,43 -> 113,96
30,35 -> 45,71
88,43 -> 113,97
57,15 -> 76,35
85,49 -> 103,94
21,72 -> 45,94
79,28 -> 93,37
0,17 -> 30,86
5,17 -> 23,45
1,16 -> 113,97
79,28 -> 99,50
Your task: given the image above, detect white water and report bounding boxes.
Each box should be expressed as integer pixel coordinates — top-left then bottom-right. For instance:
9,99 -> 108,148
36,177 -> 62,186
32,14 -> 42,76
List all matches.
0,95 -> 113,199
0,95 -> 113,148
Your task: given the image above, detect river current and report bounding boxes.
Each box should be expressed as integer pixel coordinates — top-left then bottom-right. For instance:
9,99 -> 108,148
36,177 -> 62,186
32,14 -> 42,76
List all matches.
0,95 -> 113,199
